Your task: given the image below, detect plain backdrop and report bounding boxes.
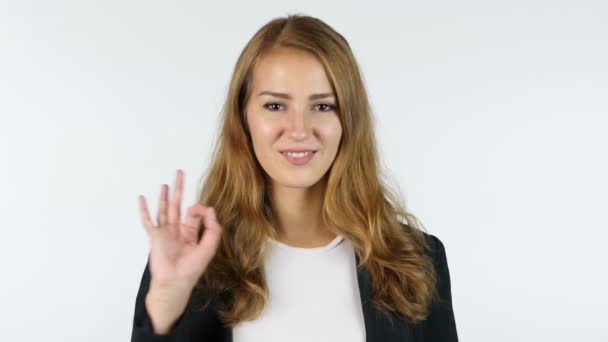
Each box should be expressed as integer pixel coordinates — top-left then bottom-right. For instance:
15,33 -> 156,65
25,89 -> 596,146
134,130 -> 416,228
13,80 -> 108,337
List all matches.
1,1 -> 606,341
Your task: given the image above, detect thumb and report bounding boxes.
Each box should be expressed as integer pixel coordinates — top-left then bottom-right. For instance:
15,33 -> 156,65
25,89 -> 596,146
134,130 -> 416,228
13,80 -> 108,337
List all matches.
195,207 -> 223,259
182,204 -> 207,243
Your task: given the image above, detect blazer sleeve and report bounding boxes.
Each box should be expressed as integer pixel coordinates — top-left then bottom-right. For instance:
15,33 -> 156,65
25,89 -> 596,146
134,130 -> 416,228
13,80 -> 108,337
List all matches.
423,234 -> 459,342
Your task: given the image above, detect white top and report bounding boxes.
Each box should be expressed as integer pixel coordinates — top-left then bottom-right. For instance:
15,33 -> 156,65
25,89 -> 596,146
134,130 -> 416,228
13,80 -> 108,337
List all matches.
232,234 -> 366,342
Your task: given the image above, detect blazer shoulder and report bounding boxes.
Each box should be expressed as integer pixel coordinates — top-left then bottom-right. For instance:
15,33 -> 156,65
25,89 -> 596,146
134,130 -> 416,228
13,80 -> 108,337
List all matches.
415,230 -> 459,341
421,231 -> 443,262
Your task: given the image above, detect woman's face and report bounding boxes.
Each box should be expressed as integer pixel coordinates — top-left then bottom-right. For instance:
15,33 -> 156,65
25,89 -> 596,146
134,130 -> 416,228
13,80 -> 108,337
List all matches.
245,47 -> 342,190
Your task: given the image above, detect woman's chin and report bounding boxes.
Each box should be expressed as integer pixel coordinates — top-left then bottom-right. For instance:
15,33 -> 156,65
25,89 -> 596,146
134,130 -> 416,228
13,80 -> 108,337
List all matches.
272,176 -> 325,190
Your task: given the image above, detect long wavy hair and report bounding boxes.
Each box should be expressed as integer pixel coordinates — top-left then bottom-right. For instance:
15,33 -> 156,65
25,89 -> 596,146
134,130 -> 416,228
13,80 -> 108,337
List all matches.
192,14 -> 438,326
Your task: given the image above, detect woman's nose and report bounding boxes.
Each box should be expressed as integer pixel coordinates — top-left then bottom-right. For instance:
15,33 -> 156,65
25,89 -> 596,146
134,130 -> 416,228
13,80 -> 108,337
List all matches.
286,108 -> 311,140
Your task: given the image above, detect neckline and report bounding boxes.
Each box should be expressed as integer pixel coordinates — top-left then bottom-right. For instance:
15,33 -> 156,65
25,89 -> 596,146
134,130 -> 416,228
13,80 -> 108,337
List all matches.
268,234 -> 344,252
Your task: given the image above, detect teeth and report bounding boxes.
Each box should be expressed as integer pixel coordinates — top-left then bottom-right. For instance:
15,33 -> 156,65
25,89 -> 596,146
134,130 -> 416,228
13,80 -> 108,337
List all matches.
285,151 -> 312,158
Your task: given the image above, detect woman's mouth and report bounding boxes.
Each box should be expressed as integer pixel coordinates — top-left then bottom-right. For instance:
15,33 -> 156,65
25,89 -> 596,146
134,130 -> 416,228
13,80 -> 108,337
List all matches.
281,150 -> 317,165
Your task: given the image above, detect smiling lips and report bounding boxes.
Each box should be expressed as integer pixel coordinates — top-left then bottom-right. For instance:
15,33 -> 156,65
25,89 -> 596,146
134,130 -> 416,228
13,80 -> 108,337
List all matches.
281,150 -> 317,165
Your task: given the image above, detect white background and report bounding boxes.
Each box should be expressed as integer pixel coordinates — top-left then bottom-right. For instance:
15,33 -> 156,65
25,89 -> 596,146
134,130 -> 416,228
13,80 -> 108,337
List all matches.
1,1 -> 606,341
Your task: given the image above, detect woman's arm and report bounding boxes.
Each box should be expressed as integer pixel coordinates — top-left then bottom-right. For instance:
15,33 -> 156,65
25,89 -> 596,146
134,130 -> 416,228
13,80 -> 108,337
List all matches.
130,256 -> 228,342
131,257 -> 189,341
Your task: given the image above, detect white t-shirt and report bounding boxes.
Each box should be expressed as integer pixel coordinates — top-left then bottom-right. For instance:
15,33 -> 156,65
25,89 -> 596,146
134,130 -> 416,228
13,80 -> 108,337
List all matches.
232,234 -> 366,342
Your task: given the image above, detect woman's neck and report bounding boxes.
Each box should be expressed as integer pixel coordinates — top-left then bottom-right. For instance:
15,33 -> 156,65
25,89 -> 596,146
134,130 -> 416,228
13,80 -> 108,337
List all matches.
270,179 -> 335,247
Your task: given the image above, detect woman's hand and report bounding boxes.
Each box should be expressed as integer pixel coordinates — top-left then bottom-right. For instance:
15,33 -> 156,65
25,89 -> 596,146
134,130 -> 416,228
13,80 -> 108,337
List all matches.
138,169 -> 223,291
137,169 -> 223,334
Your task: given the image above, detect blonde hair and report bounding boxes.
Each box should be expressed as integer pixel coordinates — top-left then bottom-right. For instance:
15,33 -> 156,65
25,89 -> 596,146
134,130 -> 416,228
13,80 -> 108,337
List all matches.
192,14 -> 438,326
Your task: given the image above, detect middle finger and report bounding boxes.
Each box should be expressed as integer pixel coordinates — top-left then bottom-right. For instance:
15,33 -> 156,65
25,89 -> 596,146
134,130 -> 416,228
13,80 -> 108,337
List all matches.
157,183 -> 169,226
168,169 -> 184,227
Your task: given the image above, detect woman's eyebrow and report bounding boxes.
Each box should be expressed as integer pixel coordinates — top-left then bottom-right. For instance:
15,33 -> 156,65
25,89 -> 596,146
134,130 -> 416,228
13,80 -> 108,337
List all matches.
257,91 -> 335,100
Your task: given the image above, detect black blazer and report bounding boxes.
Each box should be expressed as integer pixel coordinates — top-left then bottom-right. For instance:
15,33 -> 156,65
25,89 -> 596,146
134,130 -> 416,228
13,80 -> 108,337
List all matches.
131,230 -> 458,342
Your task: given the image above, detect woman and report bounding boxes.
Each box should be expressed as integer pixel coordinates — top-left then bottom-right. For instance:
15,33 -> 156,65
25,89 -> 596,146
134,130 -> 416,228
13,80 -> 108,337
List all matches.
131,14 -> 458,342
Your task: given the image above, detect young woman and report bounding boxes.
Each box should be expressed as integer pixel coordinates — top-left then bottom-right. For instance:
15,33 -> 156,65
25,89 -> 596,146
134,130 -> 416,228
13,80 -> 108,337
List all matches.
131,14 -> 458,342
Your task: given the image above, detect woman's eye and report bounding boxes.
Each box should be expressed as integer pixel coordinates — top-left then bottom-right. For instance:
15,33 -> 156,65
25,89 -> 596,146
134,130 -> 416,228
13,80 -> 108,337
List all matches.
316,103 -> 336,112
264,103 -> 284,111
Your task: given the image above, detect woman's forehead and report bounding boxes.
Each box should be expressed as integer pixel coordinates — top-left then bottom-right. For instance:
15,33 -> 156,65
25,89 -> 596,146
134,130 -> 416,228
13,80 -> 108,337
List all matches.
250,49 -> 332,96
